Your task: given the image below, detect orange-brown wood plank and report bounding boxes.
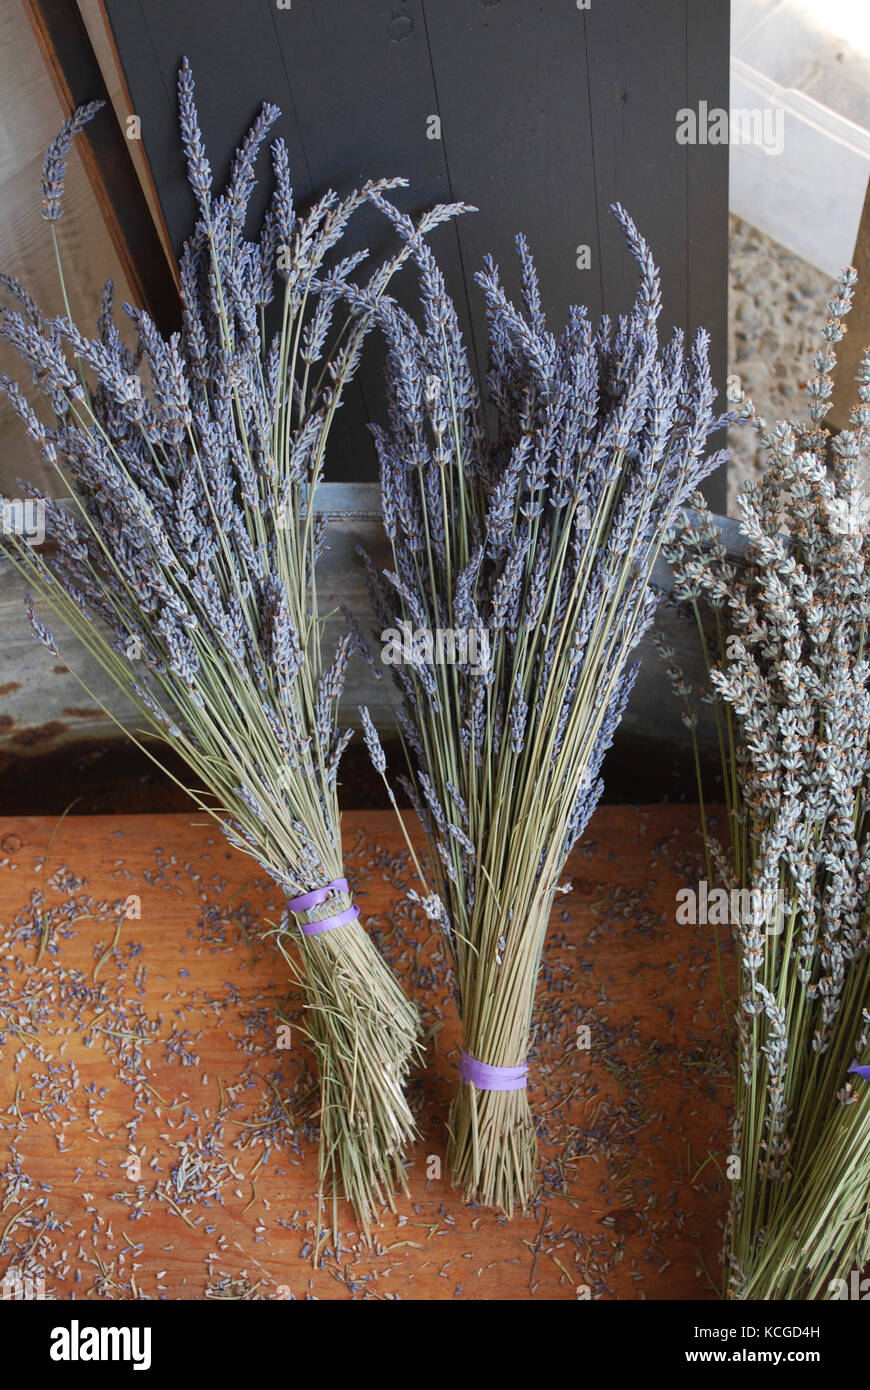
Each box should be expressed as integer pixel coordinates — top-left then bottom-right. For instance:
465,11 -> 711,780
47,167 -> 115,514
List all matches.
0,806 -> 731,1300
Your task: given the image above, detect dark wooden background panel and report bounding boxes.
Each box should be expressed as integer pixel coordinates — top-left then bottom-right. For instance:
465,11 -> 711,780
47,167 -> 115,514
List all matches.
685,0 -> 731,430
585,2 -> 690,318
101,0 -> 728,507
420,1 -> 599,397
103,0 -> 474,479
262,0 -> 476,482
100,0 -> 301,239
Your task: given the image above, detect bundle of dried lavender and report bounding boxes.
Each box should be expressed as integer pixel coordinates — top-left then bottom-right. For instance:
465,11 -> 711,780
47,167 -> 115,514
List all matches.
0,67 -> 464,1238
664,270 -> 870,1298
355,203 -> 726,1210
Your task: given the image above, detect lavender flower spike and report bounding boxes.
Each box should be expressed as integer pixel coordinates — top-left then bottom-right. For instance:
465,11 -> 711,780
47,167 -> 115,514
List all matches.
40,101 -> 105,222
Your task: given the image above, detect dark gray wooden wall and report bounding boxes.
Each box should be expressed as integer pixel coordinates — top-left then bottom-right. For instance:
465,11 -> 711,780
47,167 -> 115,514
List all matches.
103,0 -> 729,508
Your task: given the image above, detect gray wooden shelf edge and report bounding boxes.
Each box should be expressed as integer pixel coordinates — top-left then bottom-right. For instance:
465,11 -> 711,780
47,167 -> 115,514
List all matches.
0,492 -> 747,754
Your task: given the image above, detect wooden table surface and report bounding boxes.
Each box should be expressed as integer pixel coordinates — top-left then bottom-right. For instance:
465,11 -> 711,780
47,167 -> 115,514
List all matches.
0,806 -> 732,1301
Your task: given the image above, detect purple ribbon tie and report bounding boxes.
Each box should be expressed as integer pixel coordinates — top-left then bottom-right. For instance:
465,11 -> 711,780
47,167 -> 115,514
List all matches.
287,878 -> 360,936
848,1062 -> 870,1081
459,1049 -> 529,1092
288,878 -> 348,912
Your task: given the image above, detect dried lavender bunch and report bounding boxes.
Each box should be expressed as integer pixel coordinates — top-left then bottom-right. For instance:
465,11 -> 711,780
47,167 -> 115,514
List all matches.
356,202 -> 726,1211
0,67 -> 465,1239
664,268 -> 870,1299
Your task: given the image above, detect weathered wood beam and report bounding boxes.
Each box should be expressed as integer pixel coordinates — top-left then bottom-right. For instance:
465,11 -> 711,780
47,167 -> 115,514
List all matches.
831,174 -> 870,432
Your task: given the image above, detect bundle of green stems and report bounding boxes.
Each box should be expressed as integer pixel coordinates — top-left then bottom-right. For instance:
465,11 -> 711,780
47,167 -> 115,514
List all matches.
0,72 -> 462,1239
664,269 -> 870,1298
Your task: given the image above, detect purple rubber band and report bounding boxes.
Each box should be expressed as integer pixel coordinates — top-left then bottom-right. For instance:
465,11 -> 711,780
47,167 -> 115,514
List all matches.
848,1062 -> 870,1081
459,1049 -> 529,1092
299,903 -> 360,937
287,878 -> 358,936
287,878 -> 348,912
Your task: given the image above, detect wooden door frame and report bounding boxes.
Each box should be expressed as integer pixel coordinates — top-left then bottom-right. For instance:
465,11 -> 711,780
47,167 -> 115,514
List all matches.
23,0 -> 180,337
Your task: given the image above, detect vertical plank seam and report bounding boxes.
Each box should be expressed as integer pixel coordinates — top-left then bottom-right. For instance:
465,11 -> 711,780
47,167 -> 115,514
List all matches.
133,0 -> 176,127
582,8 -> 604,314
418,0 -> 483,393
266,0 -> 315,189
266,0 -> 373,474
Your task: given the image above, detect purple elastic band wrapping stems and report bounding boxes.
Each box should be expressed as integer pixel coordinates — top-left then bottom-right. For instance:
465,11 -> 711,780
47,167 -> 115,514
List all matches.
459,1049 -> 529,1092
287,877 -> 360,936
848,1061 -> 870,1081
